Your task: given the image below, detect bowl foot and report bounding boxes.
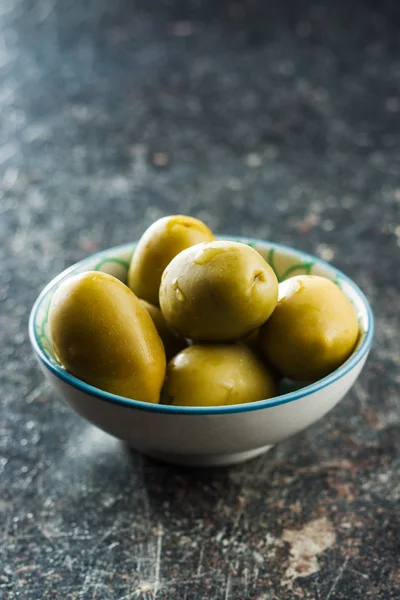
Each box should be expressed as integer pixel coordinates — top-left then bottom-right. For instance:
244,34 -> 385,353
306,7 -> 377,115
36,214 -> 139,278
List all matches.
139,445 -> 273,467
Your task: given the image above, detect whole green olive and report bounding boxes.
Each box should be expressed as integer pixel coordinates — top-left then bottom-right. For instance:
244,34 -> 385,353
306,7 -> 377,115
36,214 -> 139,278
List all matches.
49,271 -> 166,403
128,215 -> 214,306
159,240 -> 278,341
162,344 -> 277,407
260,275 -> 359,381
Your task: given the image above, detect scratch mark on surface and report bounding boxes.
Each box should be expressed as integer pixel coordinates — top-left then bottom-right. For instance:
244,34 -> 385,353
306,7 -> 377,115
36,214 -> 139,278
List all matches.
154,525 -> 163,598
138,457 -> 151,522
14,564 -> 41,573
353,381 -> 368,409
89,516 -> 122,556
243,566 -> 248,597
25,381 -> 49,403
1,514 -> 12,551
224,572 -> 232,600
326,558 -> 350,600
196,545 -> 204,577
349,567 -> 369,580
21,465 -> 41,491
215,529 -> 225,543
108,541 -> 119,550
118,591 -> 140,600
64,555 -> 74,572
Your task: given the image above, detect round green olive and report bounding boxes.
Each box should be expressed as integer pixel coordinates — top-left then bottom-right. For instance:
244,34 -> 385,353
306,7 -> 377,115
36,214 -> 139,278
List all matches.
159,240 -> 279,341
260,275 -> 359,381
49,271 -> 166,403
162,344 -> 277,407
128,215 -> 215,306
140,299 -> 187,360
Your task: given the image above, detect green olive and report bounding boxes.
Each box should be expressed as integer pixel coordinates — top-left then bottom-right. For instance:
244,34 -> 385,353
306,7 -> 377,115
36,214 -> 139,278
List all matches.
162,344 -> 277,407
49,271 -> 166,403
260,275 -> 359,381
159,241 -> 278,341
140,299 -> 187,360
128,215 -> 214,306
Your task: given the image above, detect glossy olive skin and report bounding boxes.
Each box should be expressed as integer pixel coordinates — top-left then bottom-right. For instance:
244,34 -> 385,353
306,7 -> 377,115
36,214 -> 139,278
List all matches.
260,275 -> 359,381
140,299 -> 187,360
159,241 -> 279,341
128,215 -> 214,306
162,344 -> 277,407
49,271 -> 166,403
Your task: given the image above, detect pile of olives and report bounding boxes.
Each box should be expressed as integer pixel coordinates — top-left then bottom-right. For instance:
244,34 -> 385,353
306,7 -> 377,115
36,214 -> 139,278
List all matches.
49,216 -> 359,407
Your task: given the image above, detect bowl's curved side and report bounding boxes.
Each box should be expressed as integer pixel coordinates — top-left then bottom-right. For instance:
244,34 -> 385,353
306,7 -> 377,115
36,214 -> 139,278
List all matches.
37,350 -> 369,466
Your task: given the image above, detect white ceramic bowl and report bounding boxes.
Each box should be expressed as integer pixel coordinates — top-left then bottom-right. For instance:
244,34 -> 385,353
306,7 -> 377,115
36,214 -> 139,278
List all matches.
29,237 -> 374,467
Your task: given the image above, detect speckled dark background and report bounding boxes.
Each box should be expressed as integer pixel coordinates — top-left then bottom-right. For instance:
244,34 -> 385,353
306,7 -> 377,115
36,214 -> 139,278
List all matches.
1,0 -> 399,598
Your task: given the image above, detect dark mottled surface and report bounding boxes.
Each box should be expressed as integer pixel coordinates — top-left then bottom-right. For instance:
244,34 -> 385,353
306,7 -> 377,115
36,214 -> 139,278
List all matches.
1,0 -> 400,598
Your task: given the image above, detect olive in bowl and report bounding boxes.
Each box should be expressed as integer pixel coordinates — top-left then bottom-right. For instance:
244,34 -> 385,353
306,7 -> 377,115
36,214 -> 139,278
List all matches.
159,240 -> 278,341
260,275 -> 359,381
162,344 -> 277,407
128,215 -> 214,306
49,271 -> 166,403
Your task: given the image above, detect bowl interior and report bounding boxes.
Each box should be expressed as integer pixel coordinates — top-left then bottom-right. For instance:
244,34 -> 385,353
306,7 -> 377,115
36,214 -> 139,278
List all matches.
32,237 -> 371,378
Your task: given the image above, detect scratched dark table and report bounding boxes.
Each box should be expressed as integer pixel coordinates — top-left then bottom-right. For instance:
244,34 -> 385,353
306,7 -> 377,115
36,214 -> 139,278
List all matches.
1,0 -> 400,598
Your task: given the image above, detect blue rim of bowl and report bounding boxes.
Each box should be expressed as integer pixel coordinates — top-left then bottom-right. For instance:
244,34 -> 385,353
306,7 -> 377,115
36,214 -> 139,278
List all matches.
29,237 -> 374,415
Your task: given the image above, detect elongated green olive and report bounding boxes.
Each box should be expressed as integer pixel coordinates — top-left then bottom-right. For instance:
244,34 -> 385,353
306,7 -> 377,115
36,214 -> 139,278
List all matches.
128,215 -> 214,306
49,271 -> 166,402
